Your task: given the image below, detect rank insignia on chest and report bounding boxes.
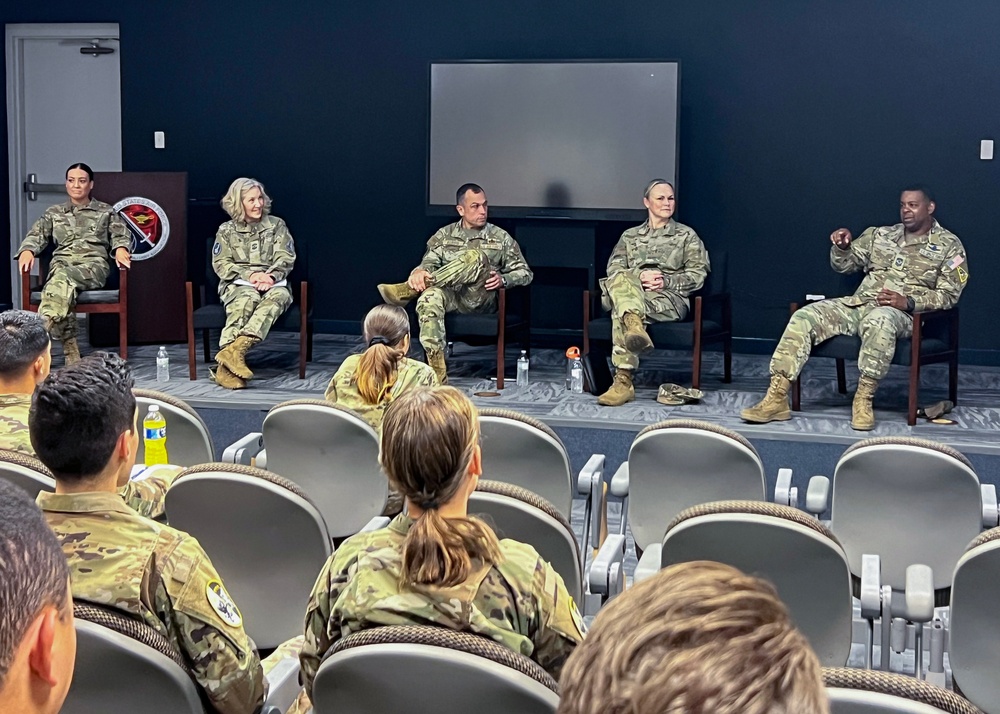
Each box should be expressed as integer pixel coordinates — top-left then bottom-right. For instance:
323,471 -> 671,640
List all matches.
893,256 -> 905,269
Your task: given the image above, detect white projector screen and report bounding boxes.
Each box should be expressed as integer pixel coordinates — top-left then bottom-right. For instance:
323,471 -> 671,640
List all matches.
428,60 -> 680,220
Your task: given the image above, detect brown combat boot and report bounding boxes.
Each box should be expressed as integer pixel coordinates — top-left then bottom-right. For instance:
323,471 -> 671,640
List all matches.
211,363 -> 247,390
740,374 -> 792,423
622,312 -> 654,354
851,375 -> 879,431
62,337 -> 82,365
426,349 -> 448,384
216,335 -> 259,380
597,370 -> 635,407
378,282 -> 419,307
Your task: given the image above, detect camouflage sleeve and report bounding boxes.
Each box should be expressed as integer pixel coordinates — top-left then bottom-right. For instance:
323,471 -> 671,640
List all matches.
300,554 -> 353,696
162,548 -> 267,714
606,233 -> 632,279
107,208 -> 130,254
665,230 -> 710,296
910,240 -> 968,312
266,219 -> 296,281
830,226 -> 875,274
212,224 -> 248,283
323,377 -> 338,402
530,559 -> 585,679
117,465 -> 183,519
416,228 -> 450,274
498,233 -> 533,287
16,209 -> 55,257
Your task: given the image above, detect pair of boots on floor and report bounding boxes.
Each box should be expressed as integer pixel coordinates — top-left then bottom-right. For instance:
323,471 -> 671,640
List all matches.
213,335 -> 260,389
741,373 -> 879,431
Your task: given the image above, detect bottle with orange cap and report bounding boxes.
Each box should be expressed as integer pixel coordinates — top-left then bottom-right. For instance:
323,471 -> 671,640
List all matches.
565,346 -> 584,393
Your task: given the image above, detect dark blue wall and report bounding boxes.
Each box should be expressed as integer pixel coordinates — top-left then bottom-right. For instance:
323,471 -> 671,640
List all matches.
3,1 -> 998,355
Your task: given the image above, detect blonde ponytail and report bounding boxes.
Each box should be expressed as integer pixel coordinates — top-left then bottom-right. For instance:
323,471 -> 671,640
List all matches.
355,304 -> 411,404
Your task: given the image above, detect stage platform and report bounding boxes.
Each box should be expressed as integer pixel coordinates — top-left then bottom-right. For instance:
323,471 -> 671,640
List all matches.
109,331 -> 1000,456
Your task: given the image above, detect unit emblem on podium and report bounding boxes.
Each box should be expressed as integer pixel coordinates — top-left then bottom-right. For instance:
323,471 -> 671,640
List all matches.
113,196 -> 171,261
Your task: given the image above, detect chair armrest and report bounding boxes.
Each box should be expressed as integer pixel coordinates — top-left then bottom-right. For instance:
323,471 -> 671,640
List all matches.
576,454 -> 605,495
903,564 -> 934,623
912,308 -> 956,324
805,475 -> 831,516
609,462 -> 629,497
360,516 -> 390,532
222,432 -> 264,465
773,468 -> 797,508
982,484 -> 999,528
699,291 -> 730,307
577,454 -> 606,551
859,553 -> 882,620
263,655 -> 301,714
588,533 -> 625,601
633,544 -> 661,585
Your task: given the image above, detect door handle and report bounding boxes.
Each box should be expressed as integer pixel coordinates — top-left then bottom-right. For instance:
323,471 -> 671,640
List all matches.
23,173 -> 64,201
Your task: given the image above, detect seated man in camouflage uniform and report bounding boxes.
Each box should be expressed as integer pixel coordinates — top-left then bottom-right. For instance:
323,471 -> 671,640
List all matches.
32,353 -> 267,714
0,310 -> 51,455
597,180 -> 710,406
377,183 -> 532,383
741,185 -> 968,430
16,163 -> 131,365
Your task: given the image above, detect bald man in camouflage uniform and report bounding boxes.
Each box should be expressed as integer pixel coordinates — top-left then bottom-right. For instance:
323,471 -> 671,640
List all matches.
16,165 -> 130,365
288,512 -> 584,712
377,184 -> 532,383
742,187 -> 968,430
597,180 -> 710,406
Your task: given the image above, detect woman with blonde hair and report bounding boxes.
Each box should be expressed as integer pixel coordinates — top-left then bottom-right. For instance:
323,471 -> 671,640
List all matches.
297,386 -> 584,703
324,304 -> 437,429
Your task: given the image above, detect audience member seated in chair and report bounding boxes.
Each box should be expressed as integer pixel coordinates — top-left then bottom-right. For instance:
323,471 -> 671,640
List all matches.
211,177 -> 296,389
16,162 -> 131,365
30,353 -> 266,714
376,183 -> 533,383
292,386 -> 584,713
596,179 -> 710,406
742,185 -> 968,430
0,310 -> 52,455
0,480 -> 77,714
325,304 -> 438,431
558,561 -> 828,714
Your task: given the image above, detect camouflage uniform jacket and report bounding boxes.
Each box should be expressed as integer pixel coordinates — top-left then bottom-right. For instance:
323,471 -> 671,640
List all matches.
37,489 -> 267,714
300,514 -> 585,694
324,355 -> 438,430
417,222 -> 533,287
0,393 -> 33,455
212,215 -> 296,293
830,220 -> 968,312
606,219 -> 710,296
16,199 -> 129,276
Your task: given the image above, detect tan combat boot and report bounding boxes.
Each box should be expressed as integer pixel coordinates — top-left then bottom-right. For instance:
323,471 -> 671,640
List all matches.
216,335 -> 259,380
378,282 -> 419,307
597,370 -> 635,407
62,337 -> 82,365
622,312 -> 654,354
851,375 -> 879,431
426,349 -> 448,384
211,363 -> 247,390
740,374 -> 792,423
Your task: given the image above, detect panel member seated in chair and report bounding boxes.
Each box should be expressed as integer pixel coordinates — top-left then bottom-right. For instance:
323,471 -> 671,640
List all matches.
741,185 -> 968,430
597,179 -> 710,406
211,177 -> 296,390
0,480 -> 77,714
296,386 -> 583,710
31,353 -> 266,714
377,183 -> 532,383
325,304 -> 438,430
558,561 -> 828,714
0,310 -> 52,455
15,162 -> 131,366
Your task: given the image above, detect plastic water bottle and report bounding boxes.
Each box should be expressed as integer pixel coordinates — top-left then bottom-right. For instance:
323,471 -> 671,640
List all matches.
156,346 -> 170,383
143,404 -> 168,465
565,346 -> 581,390
571,357 -> 584,394
516,350 -> 529,387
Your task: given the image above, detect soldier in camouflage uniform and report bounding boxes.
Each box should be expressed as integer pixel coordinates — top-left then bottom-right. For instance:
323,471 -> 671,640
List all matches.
597,180 -> 710,406
16,163 -> 131,365
211,178 -> 296,389
377,183 -> 532,383
0,310 -> 51,455
742,186 -> 968,430
30,353 -> 266,713
291,386 -> 583,713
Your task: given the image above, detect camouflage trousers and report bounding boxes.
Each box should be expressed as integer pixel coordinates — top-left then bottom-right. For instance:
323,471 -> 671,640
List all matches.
38,261 -> 108,341
770,297 -> 913,381
219,284 -> 293,347
601,271 -> 687,371
416,249 -> 495,353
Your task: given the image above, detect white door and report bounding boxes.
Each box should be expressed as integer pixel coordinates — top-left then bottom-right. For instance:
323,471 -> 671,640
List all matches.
5,23 -> 122,306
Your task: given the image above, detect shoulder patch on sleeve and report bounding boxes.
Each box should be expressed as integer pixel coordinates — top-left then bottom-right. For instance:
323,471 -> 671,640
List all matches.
206,579 -> 243,627
213,241 -> 222,255
957,266 -> 968,284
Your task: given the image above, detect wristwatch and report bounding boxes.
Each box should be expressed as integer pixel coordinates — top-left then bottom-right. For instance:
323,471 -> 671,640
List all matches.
501,275 -> 508,288
905,296 -> 915,313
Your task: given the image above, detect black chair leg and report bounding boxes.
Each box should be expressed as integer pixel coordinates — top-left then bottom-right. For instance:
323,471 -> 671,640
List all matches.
836,359 -> 847,394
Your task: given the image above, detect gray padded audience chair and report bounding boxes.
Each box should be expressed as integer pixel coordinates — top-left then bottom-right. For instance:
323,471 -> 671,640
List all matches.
824,668 -> 984,714
0,448 -> 54,499
165,462 -> 332,649
470,479 -> 583,603
657,500 -> 854,667
134,389 -> 215,465
312,625 -> 559,714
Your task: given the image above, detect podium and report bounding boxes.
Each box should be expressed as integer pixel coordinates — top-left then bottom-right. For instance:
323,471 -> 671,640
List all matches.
90,172 -> 188,346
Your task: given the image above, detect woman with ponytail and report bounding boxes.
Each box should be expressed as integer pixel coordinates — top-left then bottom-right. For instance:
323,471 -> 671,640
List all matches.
324,304 -> 437,429
298,386 -> 584,701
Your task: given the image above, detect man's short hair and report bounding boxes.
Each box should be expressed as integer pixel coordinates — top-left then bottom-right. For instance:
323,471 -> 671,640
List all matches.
557,561 -> 828,714
456,183 -> 485,205
0,479 -> 71,689
0,310 -> 50,378
902,184 -> 935,204
29,352 -> 136,482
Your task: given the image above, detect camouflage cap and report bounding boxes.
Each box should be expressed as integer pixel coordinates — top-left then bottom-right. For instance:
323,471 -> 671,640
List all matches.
656,383 -> 704,405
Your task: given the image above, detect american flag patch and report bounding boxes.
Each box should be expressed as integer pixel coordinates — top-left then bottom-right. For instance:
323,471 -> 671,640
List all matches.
946,254 -> 965,270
